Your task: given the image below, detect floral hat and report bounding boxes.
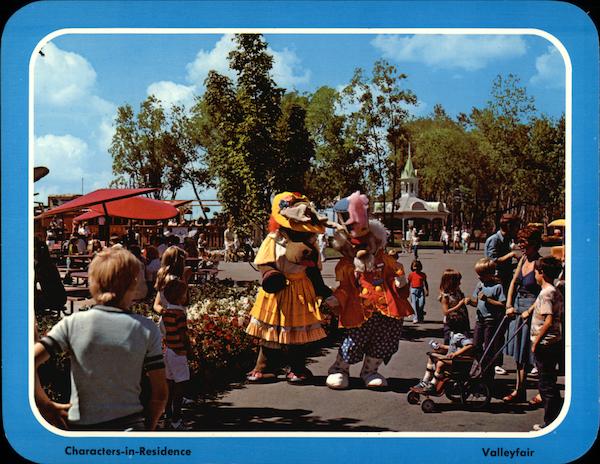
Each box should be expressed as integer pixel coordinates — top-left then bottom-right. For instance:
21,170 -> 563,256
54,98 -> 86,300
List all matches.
271,192 -> 327,234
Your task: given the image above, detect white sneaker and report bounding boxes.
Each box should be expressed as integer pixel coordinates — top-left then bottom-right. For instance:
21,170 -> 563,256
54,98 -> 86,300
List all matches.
530,367 -> 538,375
181,397 -> 195,406
495,366 -> 508,375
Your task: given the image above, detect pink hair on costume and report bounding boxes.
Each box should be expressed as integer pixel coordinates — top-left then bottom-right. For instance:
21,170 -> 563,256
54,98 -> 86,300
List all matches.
346,191 -> 369,230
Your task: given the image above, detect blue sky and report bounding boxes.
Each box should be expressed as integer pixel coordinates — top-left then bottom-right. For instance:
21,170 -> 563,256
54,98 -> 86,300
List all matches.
33,32 -> 566,213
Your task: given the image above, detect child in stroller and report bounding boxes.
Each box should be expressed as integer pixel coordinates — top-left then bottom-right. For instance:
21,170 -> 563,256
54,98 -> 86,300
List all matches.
407,302 -> 495,412
412,308 -> 473,395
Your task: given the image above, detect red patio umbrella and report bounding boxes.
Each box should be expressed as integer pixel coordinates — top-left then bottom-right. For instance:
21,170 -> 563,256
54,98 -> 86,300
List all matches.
37,188 -> 160,218
72,196 -> 179,221
72,209 -> 104,222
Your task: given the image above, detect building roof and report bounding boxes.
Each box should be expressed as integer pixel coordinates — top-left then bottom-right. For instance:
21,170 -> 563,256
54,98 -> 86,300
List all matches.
400,153 -> 416,179
373,197 -> 449,216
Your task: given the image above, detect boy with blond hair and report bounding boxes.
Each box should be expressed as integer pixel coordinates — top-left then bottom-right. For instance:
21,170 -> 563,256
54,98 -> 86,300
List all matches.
465,257 -> 507,382
34,247 -> 168,430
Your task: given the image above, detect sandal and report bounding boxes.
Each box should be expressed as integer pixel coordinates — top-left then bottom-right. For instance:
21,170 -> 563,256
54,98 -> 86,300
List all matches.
246,370 -> 277,383
286,369 -> 313,384
503,390 -> 526,403
528,394 -> 543,406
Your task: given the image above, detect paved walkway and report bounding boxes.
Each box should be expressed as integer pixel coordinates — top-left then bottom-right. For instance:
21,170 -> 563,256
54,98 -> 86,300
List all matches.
178,248 -> 563,433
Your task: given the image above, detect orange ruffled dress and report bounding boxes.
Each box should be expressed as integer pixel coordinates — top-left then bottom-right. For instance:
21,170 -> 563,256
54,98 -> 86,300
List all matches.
245,232 -> 326,345
333,251 -> 414,328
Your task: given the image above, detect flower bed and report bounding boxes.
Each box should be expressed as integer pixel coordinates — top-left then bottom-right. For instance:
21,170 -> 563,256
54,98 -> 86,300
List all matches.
135,280 -> 261,396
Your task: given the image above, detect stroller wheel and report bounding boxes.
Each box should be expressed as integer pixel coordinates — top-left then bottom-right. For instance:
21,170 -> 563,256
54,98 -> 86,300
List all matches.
466,380 -> 491,410
421,398 -> 436,413
407,391 -> 420,404
444,380 -> 463,403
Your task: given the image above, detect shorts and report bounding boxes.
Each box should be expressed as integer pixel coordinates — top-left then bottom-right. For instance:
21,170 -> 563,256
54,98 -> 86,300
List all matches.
164,347 -> 190,383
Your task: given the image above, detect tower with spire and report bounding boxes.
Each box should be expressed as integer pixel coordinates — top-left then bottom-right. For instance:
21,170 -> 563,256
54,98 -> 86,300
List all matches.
400,147 -> 418,198
373,143 -> 449,239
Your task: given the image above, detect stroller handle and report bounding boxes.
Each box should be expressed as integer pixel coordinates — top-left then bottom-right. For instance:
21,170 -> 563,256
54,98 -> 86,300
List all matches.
476,313 -> 532,377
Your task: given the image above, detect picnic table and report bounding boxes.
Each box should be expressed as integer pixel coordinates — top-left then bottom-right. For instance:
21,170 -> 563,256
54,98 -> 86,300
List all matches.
66,254 -> 94,269
64,285 -> 91,314
70,271 -> 89,285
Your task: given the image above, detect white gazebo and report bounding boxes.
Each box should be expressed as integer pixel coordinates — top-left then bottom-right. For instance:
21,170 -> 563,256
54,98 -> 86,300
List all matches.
373,153 -> 449,239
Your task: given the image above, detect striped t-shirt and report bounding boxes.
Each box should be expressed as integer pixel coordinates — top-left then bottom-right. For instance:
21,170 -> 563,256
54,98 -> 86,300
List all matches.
162,303 -> 188,355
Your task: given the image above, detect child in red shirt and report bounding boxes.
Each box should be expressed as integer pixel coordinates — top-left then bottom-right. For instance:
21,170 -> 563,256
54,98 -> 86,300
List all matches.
408,260 -> 429,323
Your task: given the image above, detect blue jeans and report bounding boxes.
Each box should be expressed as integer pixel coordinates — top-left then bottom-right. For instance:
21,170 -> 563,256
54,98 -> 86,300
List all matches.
410,287 -> 425,321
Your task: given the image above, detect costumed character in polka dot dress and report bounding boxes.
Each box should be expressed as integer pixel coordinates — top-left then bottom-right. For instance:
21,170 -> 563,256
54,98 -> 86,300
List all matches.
245,192 -> 333,384
326,191 -> 414,389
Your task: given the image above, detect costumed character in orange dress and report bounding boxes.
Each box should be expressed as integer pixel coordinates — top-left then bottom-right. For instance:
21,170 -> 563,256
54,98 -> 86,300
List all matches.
325,192 -> 414,389
245,192 -> 333,384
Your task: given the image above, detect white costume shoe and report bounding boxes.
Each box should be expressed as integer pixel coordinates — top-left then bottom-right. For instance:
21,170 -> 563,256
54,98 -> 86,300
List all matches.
360,356 -> 388,388
326,354 -> 350,390
326,372 -> 349,389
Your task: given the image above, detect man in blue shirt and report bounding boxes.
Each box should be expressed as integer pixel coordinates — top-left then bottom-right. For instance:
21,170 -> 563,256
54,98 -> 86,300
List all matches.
483,214 -> 519,375
484,214 -> 520,292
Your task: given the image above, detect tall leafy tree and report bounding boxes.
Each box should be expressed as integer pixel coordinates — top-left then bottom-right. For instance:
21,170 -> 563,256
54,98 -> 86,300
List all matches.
167,104 -> 213,207
304,86 -> 365,209
341,60 -> 417,225
274,94 -> 314,193
110,95 -> 213,202
470,73 -> 536,225
110,96 -> 169,199
522,115 -> 565,226
198,34 -> 284,236
229,34 -> 283,225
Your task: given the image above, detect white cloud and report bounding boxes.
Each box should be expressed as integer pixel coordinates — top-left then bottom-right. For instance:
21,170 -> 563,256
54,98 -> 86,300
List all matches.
186,35 -> 238,86
34,134 -> 114,200
269,47 -> 311,89
34,134 -> 88,181
35,42 -> 97,106
184,34 -> 310,90
530,46 -> 565,88
372,35 -> 527,71
93,116 -> 117,154
147,81 -> 197,110
34,43 -> 119,202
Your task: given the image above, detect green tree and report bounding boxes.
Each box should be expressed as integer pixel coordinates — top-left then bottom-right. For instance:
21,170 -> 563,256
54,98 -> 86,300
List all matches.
304,86 -> 365,209
198,34 -> 285,237
110,96 -> 169,199
523,115 -> 565,226
110,95 -> 213,202
167,104 -> 213,210
341,60 -> 417,226
274,94 -> 314,193
470,73 -> 536,225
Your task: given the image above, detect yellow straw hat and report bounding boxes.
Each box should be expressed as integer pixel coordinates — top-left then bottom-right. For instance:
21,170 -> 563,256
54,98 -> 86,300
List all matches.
271,192 -> 327,234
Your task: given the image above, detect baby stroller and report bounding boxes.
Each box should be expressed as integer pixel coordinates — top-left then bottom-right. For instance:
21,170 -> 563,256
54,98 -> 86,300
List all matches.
407,352 -> 490,413
407,315 -> 526,413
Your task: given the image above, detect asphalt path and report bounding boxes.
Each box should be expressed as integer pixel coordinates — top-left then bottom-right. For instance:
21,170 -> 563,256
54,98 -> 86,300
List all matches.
181,247 -> 564,433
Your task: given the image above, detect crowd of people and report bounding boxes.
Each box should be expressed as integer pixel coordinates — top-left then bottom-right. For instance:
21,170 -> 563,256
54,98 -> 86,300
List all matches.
34,208 -> 565,433
406,214 -> 565,431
